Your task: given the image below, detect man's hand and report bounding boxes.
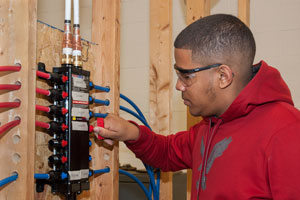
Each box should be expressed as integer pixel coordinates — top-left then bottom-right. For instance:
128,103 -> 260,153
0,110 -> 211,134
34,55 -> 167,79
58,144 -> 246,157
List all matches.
93,114 -> 140,145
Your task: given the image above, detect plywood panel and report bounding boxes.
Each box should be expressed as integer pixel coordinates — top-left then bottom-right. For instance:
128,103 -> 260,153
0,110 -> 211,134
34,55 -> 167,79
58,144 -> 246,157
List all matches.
0,0 -> 37,199
150,0 -> 173,199
35,22 -> 98,200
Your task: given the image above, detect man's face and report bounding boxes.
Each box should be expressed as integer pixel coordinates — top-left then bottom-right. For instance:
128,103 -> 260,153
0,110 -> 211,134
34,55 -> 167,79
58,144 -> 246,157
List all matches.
174,48 -> 217,117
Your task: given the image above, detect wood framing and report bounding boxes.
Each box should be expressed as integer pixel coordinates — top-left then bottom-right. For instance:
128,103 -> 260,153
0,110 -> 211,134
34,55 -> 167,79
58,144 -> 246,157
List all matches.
238,0 -> 250,26
149,0 -> 173,199
185,0 -> 211,199
90,0 -> 120,200
186,0 -> 210,23
0,0 -> 37,199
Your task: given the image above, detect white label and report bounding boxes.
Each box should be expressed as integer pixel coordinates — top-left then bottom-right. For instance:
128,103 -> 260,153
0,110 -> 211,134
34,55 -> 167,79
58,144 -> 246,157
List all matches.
72,107 -> 89,118
73,76 -> 87,88
72,121 -> 88,131
81,169 -> 89,179
72,91 -> 89,102
68,170 -> 81,180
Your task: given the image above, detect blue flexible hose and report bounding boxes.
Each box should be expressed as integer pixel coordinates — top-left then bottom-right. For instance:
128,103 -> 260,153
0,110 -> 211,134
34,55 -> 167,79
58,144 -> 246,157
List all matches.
90,112 -> 108,118
119,169 -> 152,200
86,88 -> 160,199
120,106 -> 151,128
89,82 -> 110,93
0,173 -> 18,187
94,167 -> 110,175
34,173 -> 50,180
94,98 -> 110,106
120,105 -> 159,200
145,164 -> 159,200
120,93 -> 147,122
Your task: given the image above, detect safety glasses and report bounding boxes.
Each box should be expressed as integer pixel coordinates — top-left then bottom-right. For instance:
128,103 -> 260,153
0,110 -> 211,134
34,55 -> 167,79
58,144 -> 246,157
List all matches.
174,63 -> 221,87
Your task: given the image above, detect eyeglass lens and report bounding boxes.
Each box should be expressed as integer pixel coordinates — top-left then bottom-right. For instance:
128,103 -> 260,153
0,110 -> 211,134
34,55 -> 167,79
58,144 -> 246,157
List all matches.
175,70 -> 196,87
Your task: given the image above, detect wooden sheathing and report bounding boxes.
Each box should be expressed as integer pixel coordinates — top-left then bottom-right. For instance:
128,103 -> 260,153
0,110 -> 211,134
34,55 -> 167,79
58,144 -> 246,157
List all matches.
238,0 -> 250,26
90,0 -> 120,200
0,0 -> 37,199
185,0 -> 211,199
34,22 -> 98,200
35,22 -> 63,200
149,0 -> 173,199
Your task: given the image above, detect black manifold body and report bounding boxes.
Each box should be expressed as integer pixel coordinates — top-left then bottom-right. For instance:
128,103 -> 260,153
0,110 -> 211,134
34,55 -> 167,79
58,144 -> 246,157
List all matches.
37,63 -> 91,198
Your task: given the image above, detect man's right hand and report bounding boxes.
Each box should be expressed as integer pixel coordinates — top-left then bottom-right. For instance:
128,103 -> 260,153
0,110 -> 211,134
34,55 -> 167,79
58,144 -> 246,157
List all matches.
93,113 -> 140,145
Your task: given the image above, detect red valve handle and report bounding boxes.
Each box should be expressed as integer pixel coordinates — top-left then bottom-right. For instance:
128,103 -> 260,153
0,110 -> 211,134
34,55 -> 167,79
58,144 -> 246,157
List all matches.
97,118 -> 104,140
62,75 -> 68,83
61,108 -> 68,115
61,123 -> 68,131
61,156 -> 68,164
62,91 -> 68,99
61,140 -> 68,147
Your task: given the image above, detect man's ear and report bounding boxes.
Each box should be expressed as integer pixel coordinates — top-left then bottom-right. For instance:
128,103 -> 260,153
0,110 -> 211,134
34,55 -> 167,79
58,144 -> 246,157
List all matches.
217,65 -> 233,89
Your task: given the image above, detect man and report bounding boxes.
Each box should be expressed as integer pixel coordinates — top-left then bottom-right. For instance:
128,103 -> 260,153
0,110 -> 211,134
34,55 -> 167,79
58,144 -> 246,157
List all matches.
94,14 -> 300,199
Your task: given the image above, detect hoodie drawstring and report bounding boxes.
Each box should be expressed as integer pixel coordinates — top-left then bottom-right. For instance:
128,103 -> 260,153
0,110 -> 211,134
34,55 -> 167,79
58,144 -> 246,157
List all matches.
198,118 -> 223,198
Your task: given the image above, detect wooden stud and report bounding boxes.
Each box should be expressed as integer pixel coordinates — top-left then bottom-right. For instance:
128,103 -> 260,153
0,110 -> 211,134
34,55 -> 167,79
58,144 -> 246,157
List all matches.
186,0 -> 210,24
0,0 -> 37,199
90,0 -> 120,200
185,0 -> 211,199
238,0 -> 250,26
150,0 -> 173,199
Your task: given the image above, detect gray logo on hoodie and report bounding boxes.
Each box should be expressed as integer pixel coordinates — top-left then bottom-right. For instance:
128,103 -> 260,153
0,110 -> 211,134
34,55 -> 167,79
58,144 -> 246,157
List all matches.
197,136 -> 232,191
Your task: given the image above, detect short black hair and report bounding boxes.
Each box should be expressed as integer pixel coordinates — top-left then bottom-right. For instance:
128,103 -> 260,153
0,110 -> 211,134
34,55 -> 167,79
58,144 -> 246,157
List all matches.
174,14 -> 256,69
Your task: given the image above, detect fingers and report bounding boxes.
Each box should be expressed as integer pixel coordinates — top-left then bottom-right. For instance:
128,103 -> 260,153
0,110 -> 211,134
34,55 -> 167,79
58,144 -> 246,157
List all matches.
94,126 -> 112,139
93,113 -> 139,142
104,139 -> 114,145
94,126 -> 115,145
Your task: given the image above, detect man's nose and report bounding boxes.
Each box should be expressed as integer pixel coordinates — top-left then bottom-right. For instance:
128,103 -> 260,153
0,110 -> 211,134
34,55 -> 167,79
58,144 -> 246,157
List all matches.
175,79 -> 186,91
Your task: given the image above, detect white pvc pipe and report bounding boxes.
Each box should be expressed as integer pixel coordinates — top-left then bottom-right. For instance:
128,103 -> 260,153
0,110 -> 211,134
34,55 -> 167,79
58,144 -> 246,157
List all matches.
73,0 -> 80,25
65,0 -> 71,21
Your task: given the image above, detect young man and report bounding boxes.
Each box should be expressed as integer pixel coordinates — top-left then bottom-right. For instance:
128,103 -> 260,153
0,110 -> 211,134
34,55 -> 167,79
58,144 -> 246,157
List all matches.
94,14 -> 300,199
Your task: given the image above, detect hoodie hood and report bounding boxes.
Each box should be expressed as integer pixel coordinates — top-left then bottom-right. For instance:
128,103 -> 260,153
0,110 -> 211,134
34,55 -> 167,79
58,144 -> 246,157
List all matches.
216,60 -> 293,122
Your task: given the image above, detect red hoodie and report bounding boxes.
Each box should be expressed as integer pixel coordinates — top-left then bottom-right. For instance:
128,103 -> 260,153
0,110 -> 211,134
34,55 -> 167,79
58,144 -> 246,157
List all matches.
125,61 -> 300,199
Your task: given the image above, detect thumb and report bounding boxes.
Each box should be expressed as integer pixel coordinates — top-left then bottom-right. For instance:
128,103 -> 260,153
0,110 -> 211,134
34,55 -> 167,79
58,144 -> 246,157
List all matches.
94,127 -> 115,145
93,126 -> 115,140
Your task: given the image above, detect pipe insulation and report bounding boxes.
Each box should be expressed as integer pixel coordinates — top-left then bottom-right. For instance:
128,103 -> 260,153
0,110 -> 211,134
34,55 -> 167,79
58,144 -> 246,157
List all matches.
0,119 -> 21,136
62,0 -> 73,64
72,0 -> 82,66
65,0 -> 71,21
0,65 -> 21,72
73,0 -> 80,25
